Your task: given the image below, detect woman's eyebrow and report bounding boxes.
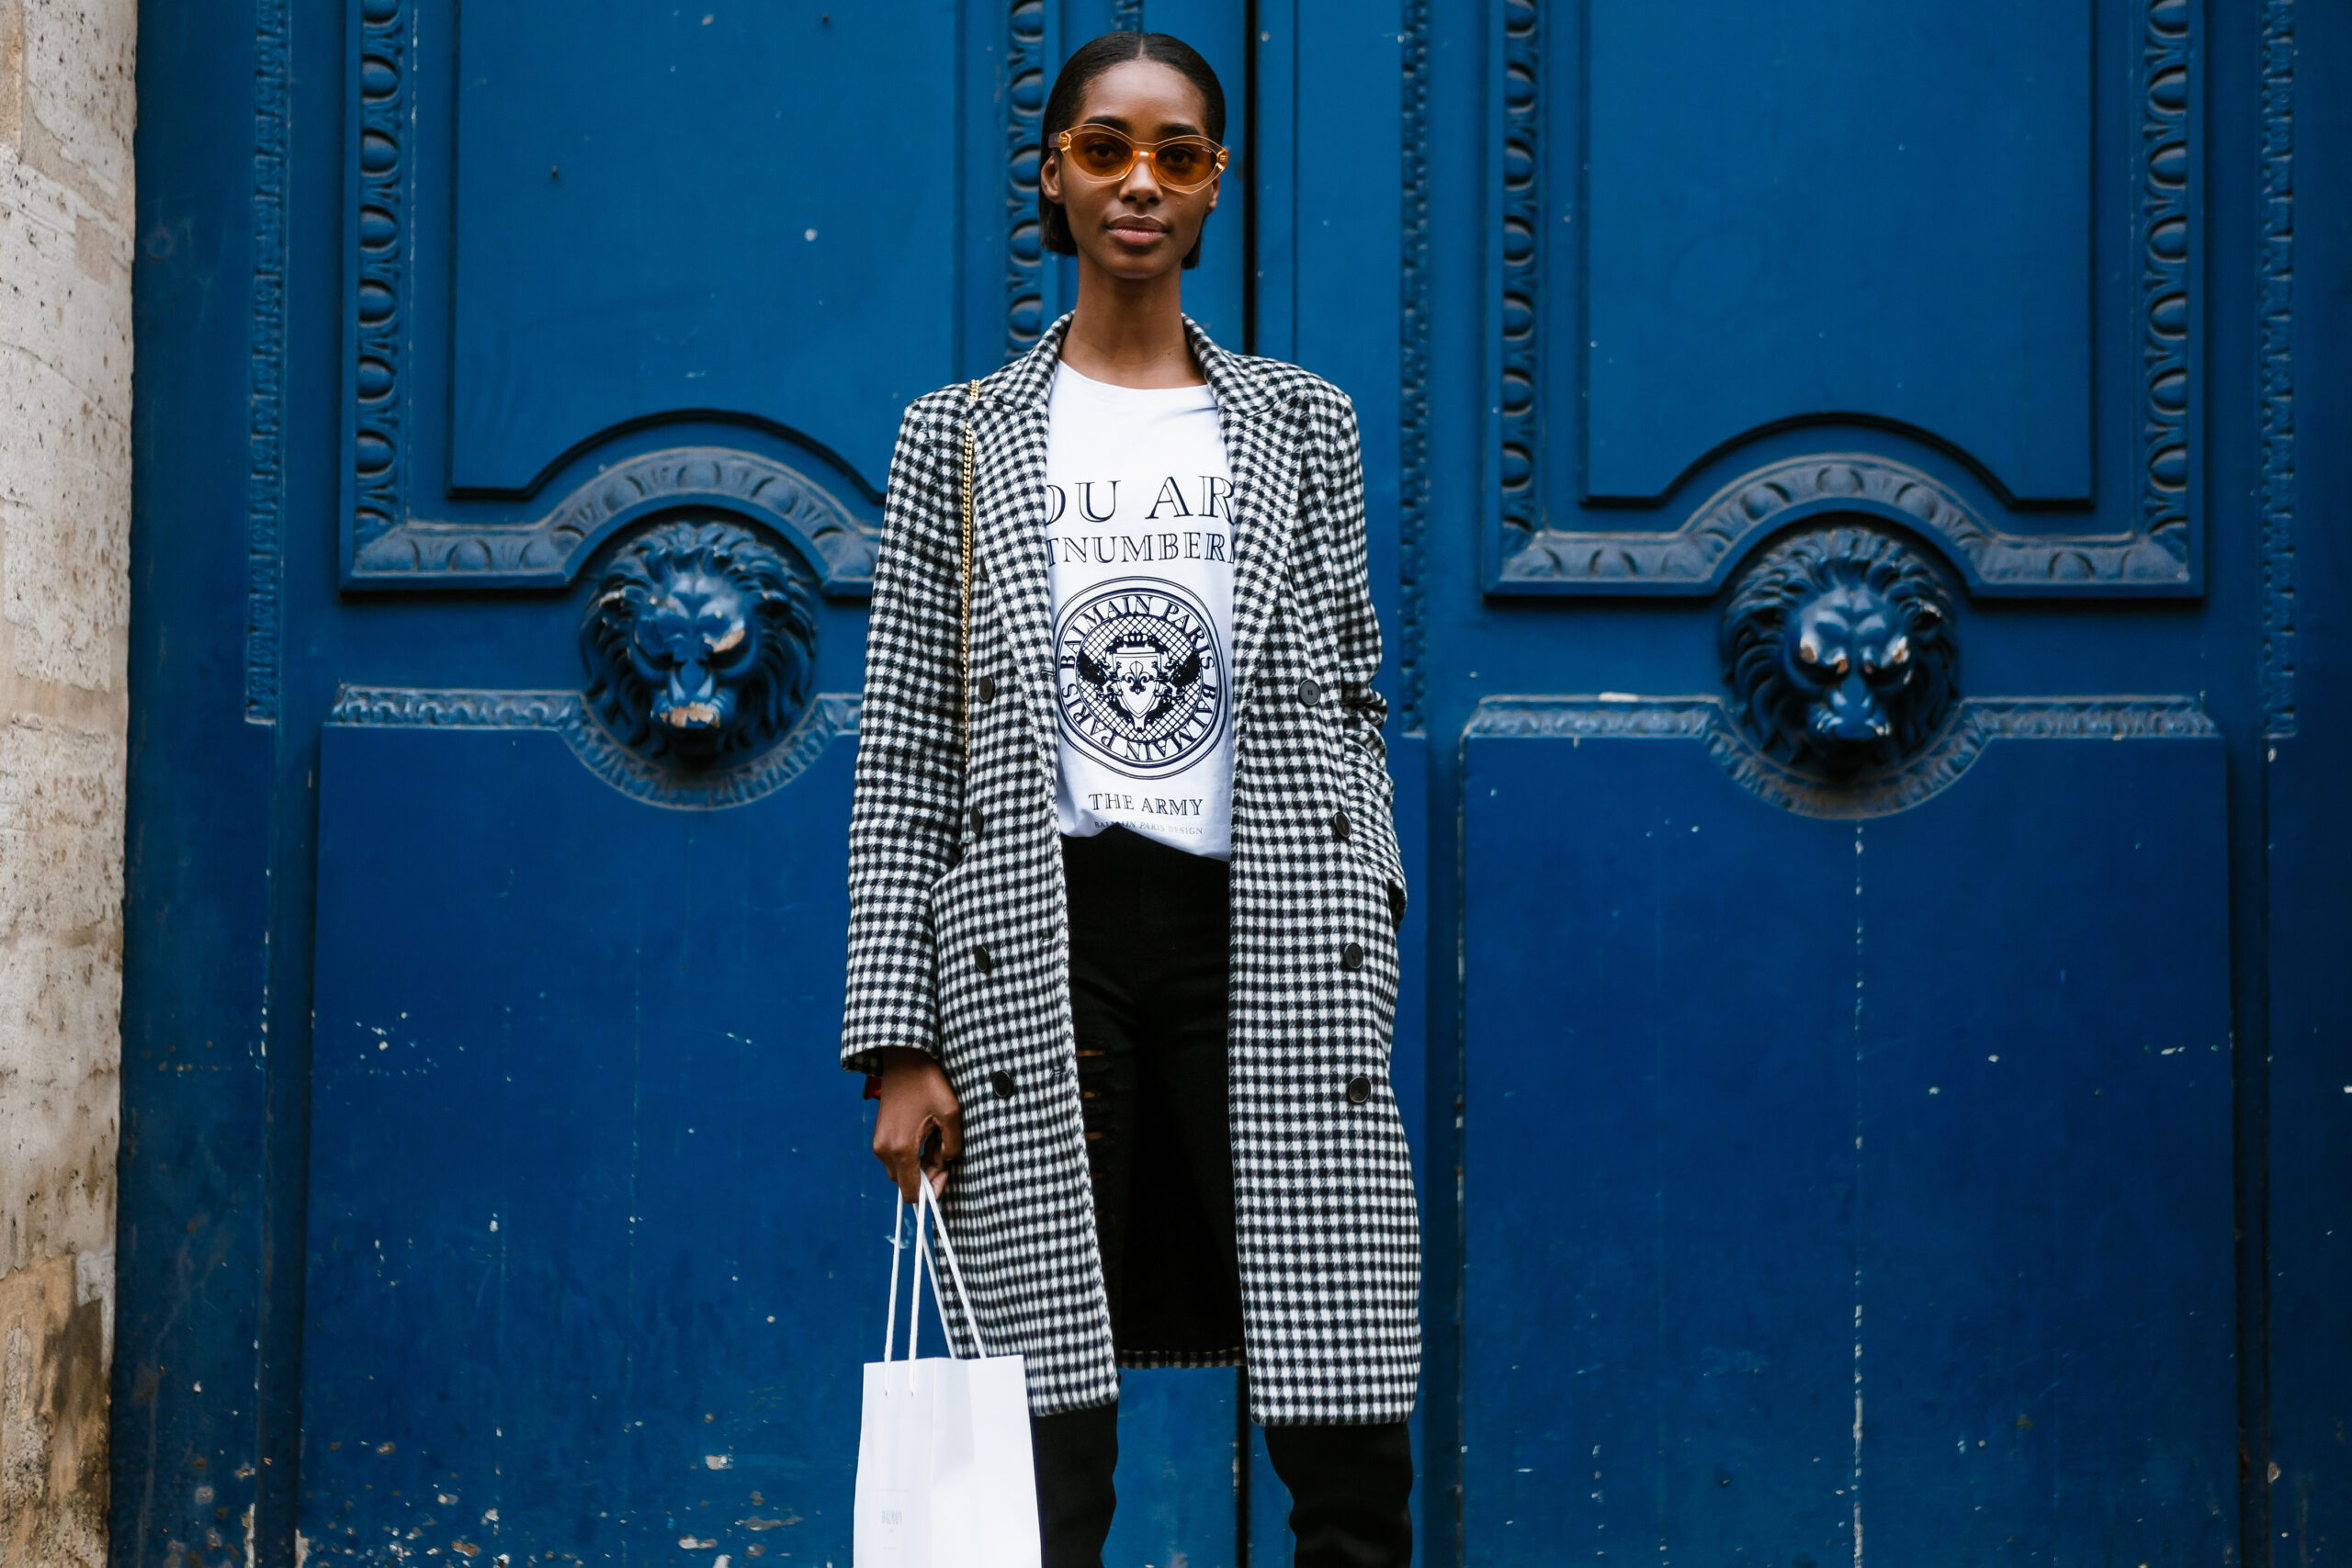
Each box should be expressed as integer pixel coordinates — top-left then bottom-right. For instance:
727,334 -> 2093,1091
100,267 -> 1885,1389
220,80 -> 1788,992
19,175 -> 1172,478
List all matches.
1079,114 -> 1206,138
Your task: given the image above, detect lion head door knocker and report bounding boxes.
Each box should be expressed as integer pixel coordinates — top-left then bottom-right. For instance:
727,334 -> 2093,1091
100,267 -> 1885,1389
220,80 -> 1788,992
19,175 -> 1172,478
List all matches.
581,519 -> 820,767
1720,525 -> 1958,776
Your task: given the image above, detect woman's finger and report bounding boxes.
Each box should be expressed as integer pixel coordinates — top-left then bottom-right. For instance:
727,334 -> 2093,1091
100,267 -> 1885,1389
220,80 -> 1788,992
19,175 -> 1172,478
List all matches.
873,1125 -> 920,1202
888,1145 -> 920,1203
916,1112 -> 957,1196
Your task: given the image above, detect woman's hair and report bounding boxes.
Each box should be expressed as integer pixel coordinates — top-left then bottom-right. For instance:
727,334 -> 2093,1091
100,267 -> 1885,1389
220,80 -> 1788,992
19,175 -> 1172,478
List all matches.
1038,32 -> 1227,271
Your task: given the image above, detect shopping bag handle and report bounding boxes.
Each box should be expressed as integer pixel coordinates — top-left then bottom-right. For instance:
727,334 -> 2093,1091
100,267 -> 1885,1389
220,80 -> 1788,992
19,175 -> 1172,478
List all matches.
919,1179 -> 991,1359
880,1193 -> 936,1364
880,1181 -> 991,1363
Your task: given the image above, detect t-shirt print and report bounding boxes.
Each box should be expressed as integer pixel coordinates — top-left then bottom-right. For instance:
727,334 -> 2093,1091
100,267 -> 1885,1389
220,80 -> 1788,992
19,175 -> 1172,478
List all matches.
1042,362 -> 1238,859
1054,576 -> 1226,776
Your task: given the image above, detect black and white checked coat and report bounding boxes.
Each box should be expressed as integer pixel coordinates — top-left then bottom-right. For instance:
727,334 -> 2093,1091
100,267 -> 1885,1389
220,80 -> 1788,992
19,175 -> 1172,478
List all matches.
841,314 -> 1419,1425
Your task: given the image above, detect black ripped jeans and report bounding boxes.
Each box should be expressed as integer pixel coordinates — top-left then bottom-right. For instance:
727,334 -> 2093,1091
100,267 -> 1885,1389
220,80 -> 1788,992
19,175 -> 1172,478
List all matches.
1033,826 -> 1413,1568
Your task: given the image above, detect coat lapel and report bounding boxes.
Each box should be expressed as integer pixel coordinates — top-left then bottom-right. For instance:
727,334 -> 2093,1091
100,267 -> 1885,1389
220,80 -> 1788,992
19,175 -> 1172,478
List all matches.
964,313 -> 1303,776
1186,318 -> 1302,723
967,319 -> 1067,777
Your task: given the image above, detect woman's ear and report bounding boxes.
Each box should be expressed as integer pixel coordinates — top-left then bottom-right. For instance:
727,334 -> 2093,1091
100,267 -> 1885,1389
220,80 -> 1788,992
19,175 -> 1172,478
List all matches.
1039,147 -> 1063,206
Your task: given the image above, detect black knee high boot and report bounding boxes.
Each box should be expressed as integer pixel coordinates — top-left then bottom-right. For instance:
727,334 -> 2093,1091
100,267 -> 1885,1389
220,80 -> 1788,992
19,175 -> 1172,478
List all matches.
1261,1421 -> 1415,1568
1030,1403 -> 1119,1568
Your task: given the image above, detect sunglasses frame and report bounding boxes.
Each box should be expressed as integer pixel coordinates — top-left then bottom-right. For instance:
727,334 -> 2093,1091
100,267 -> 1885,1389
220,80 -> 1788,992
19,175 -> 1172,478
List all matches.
1053,124 -> 1230,192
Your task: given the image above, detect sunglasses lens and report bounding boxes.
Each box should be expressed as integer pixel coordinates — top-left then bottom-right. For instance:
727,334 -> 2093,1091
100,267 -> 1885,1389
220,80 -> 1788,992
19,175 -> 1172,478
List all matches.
1066,130 -> 1134,178
1154,140 -> 1216,188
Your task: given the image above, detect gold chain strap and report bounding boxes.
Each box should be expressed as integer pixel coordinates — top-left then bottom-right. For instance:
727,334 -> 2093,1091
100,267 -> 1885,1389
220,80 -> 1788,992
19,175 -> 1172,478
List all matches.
959,380 -> 980,761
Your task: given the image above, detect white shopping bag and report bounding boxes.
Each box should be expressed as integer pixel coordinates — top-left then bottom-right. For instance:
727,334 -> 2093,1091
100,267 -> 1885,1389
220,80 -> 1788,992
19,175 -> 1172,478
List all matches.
854,1179 -> 1040,1568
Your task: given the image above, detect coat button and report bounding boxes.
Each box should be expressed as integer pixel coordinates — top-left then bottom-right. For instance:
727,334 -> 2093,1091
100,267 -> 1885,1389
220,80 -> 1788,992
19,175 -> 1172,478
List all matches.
1387,879 -> 1408,931
990,1068 -> 1015,1100
1340,942 -> 1363,971
977,674 -> 996,704
974,943 -> 994,974
1297,677 -> 1322,706
1346,1076 -> 1372,1105
970,805 -> 986,838
1331,808 -> 1351,841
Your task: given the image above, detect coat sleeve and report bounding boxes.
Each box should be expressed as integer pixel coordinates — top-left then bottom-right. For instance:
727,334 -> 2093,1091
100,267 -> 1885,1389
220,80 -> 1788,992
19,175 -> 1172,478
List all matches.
1320,392 -> 1389,768
841,397 -> 964,1075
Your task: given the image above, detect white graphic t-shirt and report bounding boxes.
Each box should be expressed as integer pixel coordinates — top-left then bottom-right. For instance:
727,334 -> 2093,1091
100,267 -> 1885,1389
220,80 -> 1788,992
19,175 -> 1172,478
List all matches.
1044,361 -> 1237,859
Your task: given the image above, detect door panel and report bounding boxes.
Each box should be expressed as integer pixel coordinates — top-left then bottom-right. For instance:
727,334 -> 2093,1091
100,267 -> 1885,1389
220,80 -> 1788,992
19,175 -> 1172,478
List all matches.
344,0 -> 989,586
304,725 -> 874,1562
1857,735 -> 2233,1552
449,2 -> 963,491
1404,0 -> 2247,1560
1582,1 -> 2093,503
1460,711 -> 2233,1556
1488,0 -> 2197,592
1463,719 -> 1857,1551
307,0 -> 1268,1561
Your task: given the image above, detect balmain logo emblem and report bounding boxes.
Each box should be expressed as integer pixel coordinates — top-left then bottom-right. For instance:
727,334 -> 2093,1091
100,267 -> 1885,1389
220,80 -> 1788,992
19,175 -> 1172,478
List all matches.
1053,578 -> 1228,778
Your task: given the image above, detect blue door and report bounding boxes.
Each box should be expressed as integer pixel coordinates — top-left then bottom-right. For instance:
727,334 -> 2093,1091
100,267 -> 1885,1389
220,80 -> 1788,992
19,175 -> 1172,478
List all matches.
1401,0 -> 2245,1560
118,3 -> 2350,1566
303,1 -> 1274,1562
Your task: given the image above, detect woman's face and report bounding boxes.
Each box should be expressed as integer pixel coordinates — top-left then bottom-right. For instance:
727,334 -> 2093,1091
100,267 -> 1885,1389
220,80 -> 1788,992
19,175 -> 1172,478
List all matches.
1040,59 -> 1222,282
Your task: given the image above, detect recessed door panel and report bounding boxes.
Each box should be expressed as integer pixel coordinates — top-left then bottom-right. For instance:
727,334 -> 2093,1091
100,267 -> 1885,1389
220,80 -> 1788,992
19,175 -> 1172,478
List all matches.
1855,740 -> 2234,1554
343,0 -> 987,586
1461,726 -> 1857,1552
450,2 -> 960,493
302,723 -> 872,1562
1461,712 -> 2233,1558
1585,0 -> 2092,503
1491,0 -> 2197,592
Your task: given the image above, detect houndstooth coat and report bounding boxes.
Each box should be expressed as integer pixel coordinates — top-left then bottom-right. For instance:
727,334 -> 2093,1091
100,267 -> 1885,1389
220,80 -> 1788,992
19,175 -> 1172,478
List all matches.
841,314 -> 1419,1425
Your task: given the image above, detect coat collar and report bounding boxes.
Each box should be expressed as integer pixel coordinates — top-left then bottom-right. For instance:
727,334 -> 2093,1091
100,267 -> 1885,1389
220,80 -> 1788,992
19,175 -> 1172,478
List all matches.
974,311 -> 1288,420
964,311 -> 1304,780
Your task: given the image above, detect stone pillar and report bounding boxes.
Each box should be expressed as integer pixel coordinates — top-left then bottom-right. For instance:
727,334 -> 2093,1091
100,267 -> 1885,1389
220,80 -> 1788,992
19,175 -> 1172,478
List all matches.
0,2 -> 136,1564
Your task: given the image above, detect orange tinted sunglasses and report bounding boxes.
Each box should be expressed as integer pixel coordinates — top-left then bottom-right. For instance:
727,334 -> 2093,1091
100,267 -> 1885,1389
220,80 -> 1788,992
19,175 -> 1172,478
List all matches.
1054,124 -> 1229,192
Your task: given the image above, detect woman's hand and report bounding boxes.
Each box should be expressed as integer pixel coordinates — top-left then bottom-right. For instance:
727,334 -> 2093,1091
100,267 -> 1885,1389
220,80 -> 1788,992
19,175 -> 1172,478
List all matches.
870,1047 -> 964,1201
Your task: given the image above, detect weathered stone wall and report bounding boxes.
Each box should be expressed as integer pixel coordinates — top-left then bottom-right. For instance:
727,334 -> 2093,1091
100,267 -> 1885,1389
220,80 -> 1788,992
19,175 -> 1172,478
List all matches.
0,2 -> 136,1564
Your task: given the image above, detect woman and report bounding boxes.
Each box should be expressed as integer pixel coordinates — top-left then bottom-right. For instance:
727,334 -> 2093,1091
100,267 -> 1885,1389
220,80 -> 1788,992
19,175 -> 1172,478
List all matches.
841,31 -> 1417,1568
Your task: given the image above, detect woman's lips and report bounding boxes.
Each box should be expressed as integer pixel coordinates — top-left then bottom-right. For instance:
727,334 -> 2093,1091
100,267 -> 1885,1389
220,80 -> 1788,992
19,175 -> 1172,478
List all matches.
1109,221 -> 1167,243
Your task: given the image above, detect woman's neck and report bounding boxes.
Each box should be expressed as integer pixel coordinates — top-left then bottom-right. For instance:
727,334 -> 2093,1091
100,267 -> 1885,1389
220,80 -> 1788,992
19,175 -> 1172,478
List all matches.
1057,262 -> 1204,388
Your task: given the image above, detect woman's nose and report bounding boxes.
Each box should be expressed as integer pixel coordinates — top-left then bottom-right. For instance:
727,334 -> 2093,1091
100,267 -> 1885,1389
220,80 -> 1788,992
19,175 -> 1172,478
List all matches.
1119,156 -> 1163,199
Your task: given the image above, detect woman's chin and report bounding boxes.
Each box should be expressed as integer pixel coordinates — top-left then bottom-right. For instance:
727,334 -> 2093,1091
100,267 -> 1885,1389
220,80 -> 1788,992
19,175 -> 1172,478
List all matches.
1089,247 -> 1180,281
